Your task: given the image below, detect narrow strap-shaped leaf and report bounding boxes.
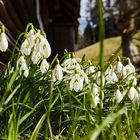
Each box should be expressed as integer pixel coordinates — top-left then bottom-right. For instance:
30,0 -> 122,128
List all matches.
30,113 -> 47,140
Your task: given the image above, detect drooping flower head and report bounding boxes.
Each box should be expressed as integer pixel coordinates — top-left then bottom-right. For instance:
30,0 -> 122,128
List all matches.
16,55 -> 29,77
40,59 -> 49,73
0,25 -> 8,52
53,62 -> 63,82
113,89 -> 123,103
128,86 -> 138,101
70,74 -> 83,92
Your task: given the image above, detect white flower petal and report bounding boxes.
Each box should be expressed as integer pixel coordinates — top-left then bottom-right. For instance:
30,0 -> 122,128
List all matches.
114,89 -> 123,103
125,63 -> 135,74
24,69 -> 29,77
70,74 -> 83,92
31,51 -> 42,64
94,95 -> 100,107
86,66 -> 95,75
92,83 -> 98,96
0,32 -> 8,52
38,35 -> 51,58
20,39 -> 31,55
70,78 -> 74,90
40,59 -> 49,73
74,81 -> 80,92
55,64 -> 63,81
128,87 -> 137,100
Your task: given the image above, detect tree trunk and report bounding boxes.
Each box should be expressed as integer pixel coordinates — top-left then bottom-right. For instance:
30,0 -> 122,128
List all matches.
121,33 -> 133,61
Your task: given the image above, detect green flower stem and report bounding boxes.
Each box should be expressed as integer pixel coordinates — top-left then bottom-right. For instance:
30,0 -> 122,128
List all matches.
25,23 -> 34,33
45,71 -> 53,138
98,0 -> 105,107
10,32 -> 25,68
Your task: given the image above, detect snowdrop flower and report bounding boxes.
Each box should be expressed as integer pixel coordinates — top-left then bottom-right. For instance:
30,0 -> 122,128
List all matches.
105,65 -> 112,76
53,63 -> 63,82
17,56 -> 29,77
0,25 -> 8,52
115,61 -> 123,73
114,61 -> 126,78
24,69 -> 29,77
86,66 -> 96,76
20,29 -> 36,55
40,59 -> 49,73
95,71 -> 105,86
128,86 -> 138,100
70,74 -> 83,92
62,58 -> 80,73
126,75 -> 137,86
114,89 -> 123,103
91,84 -> 100,107
105,67 -> 118,84
78,69 -> 89,84
27,31 -> 36,48
125,60 -> 135,74
91,94 -> 100,108
34,33 -> 51,58
20,39 -> 31,55
92,83 -> 99,96
39,37 -> 51,58
31,51 -> 42,64
17,56 -> 26,69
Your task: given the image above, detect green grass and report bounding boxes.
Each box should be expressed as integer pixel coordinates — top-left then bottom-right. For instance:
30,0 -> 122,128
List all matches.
75,36 -> 122,63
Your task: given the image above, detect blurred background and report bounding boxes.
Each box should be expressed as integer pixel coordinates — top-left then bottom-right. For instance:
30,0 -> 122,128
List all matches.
0,0 -> 140,71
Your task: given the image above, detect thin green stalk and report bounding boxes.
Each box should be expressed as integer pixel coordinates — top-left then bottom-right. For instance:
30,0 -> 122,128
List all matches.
98,0 -> 105,65
97,1 -> 105,130
25,23 -> 34,33
10,32 -> 25,66
97,1 -> 105,139
45,71 -> 54,139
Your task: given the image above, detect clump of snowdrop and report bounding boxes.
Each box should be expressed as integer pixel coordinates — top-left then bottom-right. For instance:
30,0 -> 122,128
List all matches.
18,24 -> 51,75
61,54 -> 89,92
0,25 -> 8,52
104,57 -> 139,103
20,27 -> 51,60
2,23 -> 139,109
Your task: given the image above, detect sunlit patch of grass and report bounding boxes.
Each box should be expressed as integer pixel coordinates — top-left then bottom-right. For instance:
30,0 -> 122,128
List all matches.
75,36 -> 122,63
